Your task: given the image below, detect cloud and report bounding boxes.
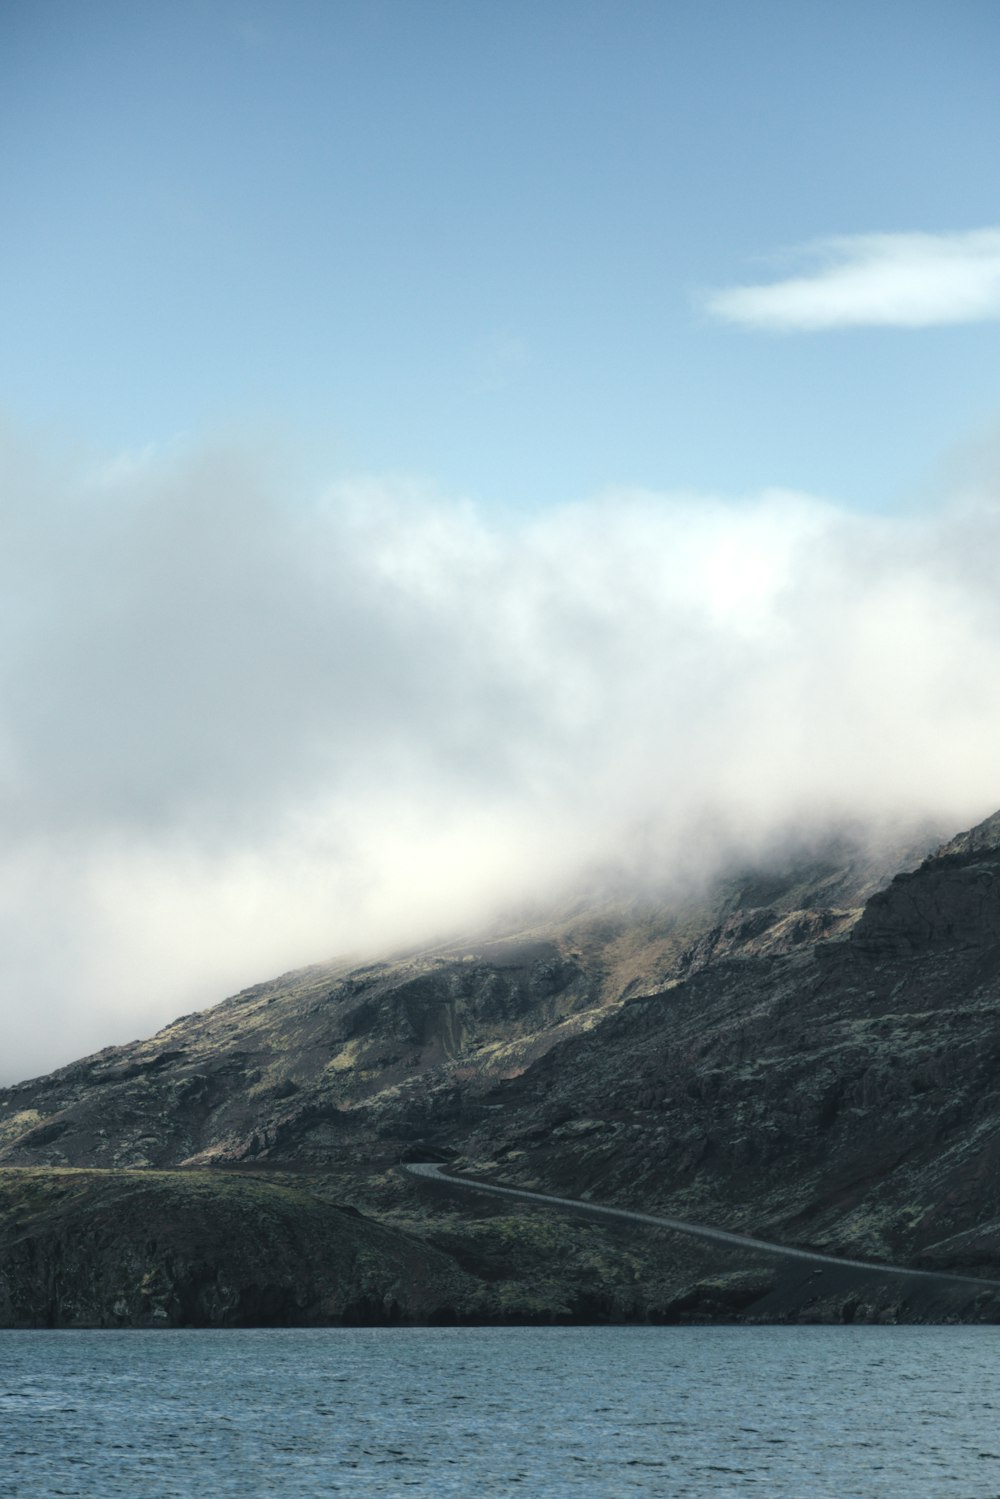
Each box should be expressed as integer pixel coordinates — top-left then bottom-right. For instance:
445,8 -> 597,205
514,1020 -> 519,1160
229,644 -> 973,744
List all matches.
2,427 -> 1000,1081
706,229 -> 1000,330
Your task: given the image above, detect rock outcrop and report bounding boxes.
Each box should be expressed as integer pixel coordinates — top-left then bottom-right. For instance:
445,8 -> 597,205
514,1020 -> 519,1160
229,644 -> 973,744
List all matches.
0,1168 -> 478,1328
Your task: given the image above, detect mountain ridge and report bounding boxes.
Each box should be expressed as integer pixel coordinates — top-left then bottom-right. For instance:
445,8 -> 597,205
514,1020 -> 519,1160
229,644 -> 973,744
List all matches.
3,807 -> 1000,1327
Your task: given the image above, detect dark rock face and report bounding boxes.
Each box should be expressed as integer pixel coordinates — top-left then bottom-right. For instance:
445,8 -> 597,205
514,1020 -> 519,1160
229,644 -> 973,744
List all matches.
4,810 -> 1000,1325
0,1169 -> 479,1328
852,835 -> 1000,955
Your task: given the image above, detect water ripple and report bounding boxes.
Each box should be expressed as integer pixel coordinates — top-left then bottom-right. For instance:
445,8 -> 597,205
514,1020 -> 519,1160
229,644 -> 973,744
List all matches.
0,1326 -> 998,1497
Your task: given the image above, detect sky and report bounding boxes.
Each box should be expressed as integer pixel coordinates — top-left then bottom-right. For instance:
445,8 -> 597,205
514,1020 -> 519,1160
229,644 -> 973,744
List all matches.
2,1 -> 1000,1082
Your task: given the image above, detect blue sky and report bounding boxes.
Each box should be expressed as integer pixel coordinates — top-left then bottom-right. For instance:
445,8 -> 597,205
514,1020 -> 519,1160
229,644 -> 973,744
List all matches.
3,0 -> 1000,510
6,2 -> 1000,1079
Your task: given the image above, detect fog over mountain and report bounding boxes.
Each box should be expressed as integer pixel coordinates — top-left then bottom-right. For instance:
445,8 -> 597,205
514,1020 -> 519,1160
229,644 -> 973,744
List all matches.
2,426 -> 999,1082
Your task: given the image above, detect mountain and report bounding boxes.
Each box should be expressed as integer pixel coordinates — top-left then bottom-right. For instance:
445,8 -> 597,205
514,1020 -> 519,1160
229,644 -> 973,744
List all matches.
3,810 -> 1000,1327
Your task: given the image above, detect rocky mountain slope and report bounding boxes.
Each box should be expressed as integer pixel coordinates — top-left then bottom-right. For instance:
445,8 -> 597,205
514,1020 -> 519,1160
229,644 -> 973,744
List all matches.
3,810 -> 1000,1327
0,829 -> 930,1174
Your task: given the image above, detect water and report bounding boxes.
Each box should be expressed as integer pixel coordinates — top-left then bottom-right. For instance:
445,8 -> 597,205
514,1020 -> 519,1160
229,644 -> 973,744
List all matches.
1,1326 -> 999,1497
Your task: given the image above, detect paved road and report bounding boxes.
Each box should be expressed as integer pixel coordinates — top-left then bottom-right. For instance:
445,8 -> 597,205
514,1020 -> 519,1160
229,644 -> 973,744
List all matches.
402,1161 -> 1000,1290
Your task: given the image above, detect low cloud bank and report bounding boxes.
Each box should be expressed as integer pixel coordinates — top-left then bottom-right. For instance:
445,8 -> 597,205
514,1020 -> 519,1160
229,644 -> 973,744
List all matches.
706,229 -> 1000,330
2,429 -> 999,1081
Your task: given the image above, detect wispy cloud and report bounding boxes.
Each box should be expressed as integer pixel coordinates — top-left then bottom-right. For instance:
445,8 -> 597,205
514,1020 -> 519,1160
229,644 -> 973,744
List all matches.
2,429 -> 1000,1081
706,229 -> 1000,331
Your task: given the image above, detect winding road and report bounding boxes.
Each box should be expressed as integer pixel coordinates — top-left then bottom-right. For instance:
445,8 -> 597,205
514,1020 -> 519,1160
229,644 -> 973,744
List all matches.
402,1161 -> 1000,1291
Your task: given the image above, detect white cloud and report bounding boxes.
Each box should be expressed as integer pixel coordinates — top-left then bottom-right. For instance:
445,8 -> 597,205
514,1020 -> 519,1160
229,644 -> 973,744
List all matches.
2,430 -> 1000,1081
706,229 -> 1000,330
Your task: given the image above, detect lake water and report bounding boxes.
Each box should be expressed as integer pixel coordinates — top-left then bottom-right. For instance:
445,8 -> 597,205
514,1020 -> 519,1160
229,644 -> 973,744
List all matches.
2,1326 -> 999,1496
